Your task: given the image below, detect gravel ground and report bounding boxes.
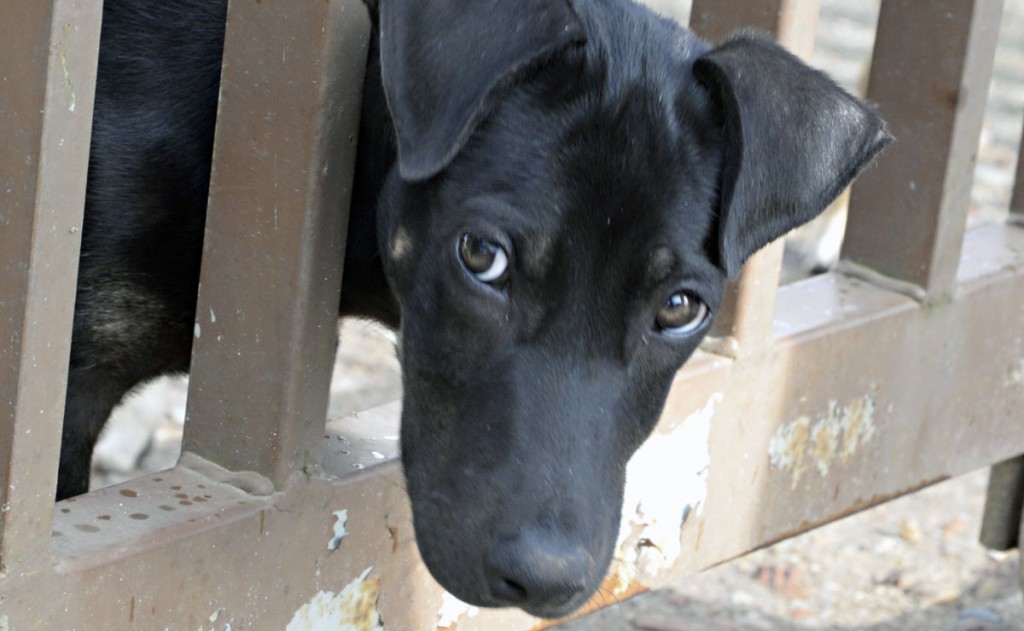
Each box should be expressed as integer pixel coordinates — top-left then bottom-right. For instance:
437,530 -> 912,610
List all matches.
89,0 -> 1024,628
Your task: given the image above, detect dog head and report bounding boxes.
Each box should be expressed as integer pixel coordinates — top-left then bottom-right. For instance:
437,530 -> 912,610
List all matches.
365,0 -> 889,618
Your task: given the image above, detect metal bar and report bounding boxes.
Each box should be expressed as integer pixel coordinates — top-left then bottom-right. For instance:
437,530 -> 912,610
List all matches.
689,0 -> 819,355
181,0 -> 370,486
2,219 -> 1021,629
0,0 -> 102,574
842,0 -> 1003,300
980,455 -> 1024,551
1011,127 -> 1024,219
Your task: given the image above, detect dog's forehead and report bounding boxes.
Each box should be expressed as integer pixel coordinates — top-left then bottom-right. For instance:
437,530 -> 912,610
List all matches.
436,0 -> 721,283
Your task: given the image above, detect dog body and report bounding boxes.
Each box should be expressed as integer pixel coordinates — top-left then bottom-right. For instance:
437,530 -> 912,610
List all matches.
68,0 -> 888,618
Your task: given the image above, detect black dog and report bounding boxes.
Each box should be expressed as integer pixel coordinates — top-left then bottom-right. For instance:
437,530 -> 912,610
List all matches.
69,0 -> 889,619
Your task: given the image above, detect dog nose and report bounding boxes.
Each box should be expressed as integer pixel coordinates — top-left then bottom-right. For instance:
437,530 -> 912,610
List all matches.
485,529 -> 592,612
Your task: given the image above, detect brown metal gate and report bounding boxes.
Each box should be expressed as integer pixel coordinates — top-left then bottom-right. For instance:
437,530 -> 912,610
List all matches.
1,0 -> 1022,629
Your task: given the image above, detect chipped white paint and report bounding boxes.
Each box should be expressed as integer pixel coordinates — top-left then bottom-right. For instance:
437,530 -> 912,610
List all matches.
0,614 -> 8,631
614,392 -> 721,586
197,607 -> 231,631
436,591 -> 479,629
210,307 -> 217,323
1004,359 -> 1024,389
769,393 -> 877,489
328,509 -> 348,551
286,567 -> 383,631
370,451 -> 385,460
194,322 -> 202,338
60,48 -> 76,112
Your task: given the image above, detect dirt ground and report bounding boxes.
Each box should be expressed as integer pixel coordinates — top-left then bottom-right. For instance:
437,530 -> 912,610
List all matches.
89,0 -> 1024,628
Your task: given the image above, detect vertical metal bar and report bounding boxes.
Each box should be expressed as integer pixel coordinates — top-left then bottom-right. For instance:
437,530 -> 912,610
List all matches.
689,0 -> 820,355
980,455 -> 1024,551
1011,130 -> 1024,220
181,0 -> 370,487
0,0 -> 102,572
842,0 -> 1003,300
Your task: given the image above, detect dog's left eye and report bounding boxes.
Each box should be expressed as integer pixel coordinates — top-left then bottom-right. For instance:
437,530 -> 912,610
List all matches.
459,233 -> 509,285
656,291 -> 708,336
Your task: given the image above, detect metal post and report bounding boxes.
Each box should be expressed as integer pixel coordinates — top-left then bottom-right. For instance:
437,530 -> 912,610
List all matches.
181,0 -> 370,487
689,0 -> 820,356
980,455 -> 1024,551
0,0 -> 102,573
842,0 -> 1004,300
1010,128 -> 1024,221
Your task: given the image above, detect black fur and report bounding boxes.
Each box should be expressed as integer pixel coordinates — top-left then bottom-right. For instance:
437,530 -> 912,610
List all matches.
71,0 -> 889,618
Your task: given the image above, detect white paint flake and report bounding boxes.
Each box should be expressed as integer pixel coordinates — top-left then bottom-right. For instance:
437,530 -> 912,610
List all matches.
614,392 -> 721,585
1004,359 -> 1024,389
328,509 -> 348,551
436,592 -> 479,628
286,567 -> 383,631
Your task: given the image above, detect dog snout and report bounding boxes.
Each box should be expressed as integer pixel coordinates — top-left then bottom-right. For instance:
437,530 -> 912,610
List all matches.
484,528 -> 595,616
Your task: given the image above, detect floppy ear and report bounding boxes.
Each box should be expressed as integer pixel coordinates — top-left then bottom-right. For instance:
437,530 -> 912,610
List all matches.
362,0 -> 379,28
693,31 -> 891,278
377,0 -> 584,182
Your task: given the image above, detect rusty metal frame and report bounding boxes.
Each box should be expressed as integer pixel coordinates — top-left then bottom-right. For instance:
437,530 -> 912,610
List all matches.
0,0 -> 102,579
842,0 -> 1004,300
2,0 -> 1023,628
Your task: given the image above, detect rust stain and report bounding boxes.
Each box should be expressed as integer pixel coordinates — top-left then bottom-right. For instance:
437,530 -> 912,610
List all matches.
259,509 -> 266,536
120,489 -> 138,498
839,396 -> 875,463
810,414 -> 839,475
129,596 -> 135,623
528,573 -> 648,630
768,416 -> 811,488
286,567 -> 383,630
768,393 -> 877,489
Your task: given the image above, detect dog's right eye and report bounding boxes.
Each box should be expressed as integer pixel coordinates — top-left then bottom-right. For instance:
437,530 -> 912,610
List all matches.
459,233 -> 509,285
655,291 -> 708,336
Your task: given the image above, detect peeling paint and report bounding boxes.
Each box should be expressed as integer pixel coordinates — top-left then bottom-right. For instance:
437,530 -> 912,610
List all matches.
1004,359 -> 1024,389
286,567 -> 383,631
768,416 -> 811,486
0,614 -> 8,631
614,392 -> 721,586
59,47 -> 76,112
436,591 -> 479,629
769,393 -> 877,489
197,607 -> 232,631
328,509 -> 348,551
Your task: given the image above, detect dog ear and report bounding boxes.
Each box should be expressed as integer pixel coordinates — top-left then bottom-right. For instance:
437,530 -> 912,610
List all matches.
362,0 -> 379,28
378,0 -> 584,182
694,31 -> 891,278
